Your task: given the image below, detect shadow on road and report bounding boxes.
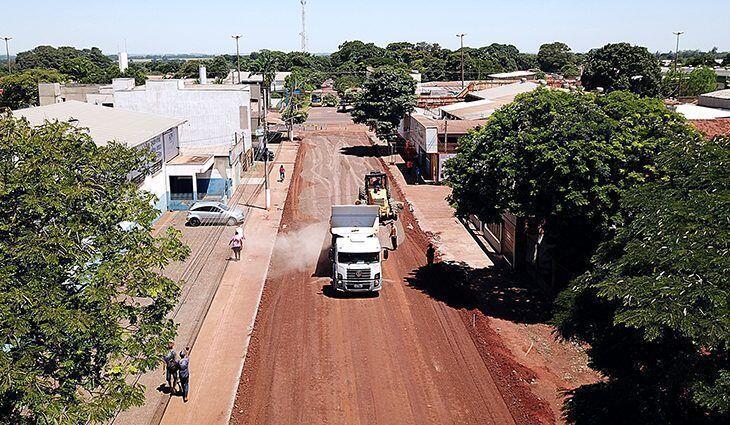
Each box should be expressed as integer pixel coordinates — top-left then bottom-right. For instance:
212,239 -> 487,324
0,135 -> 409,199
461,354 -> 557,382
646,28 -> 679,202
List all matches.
339,145 -> 389,158
321,285 -> 380,299
405,261 -> 554,324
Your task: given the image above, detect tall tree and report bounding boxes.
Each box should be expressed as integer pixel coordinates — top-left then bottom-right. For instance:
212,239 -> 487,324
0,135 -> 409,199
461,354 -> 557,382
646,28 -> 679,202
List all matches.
537,42 -> 576,73
351,66 -> 416,143
581,43 -> 662,96
444,89 -> 697,273
554,136 -> 730,424
0,68 -> 66,109
0,115 -> 189,423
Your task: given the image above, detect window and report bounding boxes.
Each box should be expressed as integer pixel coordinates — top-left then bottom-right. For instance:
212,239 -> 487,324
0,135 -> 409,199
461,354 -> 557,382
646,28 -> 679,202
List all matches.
192,206 -> 213,212
338,252 -> 380,264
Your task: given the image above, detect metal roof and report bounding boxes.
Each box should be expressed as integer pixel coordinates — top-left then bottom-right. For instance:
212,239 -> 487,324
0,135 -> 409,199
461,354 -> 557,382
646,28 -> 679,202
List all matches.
13,100 -> 185,147
467,81 -> 540,100
487,70 -> 537,79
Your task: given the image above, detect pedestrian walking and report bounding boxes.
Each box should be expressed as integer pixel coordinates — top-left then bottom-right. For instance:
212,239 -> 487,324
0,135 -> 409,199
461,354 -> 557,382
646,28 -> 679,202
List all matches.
426,243 -> 435,265
415,166 -> 421,185
178,347 -> 190,403
279,164 -> 286,182
162,342 -> 179,393
389,223 -> 398,250
229,230 -> 243,261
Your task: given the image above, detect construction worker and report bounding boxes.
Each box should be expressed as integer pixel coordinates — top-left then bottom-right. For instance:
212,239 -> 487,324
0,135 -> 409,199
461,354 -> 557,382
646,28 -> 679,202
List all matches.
390,223 -> 398,250
426,243 -> 435,265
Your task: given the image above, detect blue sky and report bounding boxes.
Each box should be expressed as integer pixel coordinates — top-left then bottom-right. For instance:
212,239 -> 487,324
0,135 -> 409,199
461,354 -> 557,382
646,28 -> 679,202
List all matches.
3,0 -> 728,55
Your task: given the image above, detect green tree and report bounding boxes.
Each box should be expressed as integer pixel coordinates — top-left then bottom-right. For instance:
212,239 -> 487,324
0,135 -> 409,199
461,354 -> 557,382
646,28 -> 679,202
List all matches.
554,136 -> 730,424
686,66 -> 718,95
0,115 -> 189,423
581,43 -> 662,96
0,68 -> 67,109
560,63 -> 581,79
330,41 -> 385,67
537,42 -> 576,73
662,67 -> 718,97
334,75 -> 362,96
351,66 -> 416,142
444,89 -> 697,272
205,56 -> 231,80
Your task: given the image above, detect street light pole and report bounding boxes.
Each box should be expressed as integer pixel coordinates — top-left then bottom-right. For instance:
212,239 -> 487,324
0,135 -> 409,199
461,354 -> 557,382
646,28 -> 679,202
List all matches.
231,35 -> 242,84
673,31 -> 684,97
456,33 -> 466,89
2,36 -> 12,74
261,84 -> 271,209
673,31 -> 684,74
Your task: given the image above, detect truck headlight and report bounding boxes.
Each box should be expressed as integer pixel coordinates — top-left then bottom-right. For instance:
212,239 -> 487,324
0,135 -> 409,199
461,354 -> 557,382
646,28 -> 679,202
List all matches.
374,273 -> 380,281
337,273 -> 343,281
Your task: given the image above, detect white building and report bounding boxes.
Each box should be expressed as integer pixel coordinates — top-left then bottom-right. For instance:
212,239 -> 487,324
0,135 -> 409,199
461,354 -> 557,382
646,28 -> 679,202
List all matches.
12,100 -> 186,212
111,78 -> 254,192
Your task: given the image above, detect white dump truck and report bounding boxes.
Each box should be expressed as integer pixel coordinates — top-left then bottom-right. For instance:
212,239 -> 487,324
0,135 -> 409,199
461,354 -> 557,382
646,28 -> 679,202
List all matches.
330,205 -> 387,293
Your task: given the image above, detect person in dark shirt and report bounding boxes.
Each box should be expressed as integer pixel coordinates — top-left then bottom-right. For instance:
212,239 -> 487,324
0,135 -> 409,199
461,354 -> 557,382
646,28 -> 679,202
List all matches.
426,243 -> 435,265
162,341 -> 178,392
178,347 -> 191,403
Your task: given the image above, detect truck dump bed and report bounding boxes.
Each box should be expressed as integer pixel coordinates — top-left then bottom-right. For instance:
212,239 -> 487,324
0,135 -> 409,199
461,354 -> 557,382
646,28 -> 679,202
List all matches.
330,205 -> 380,237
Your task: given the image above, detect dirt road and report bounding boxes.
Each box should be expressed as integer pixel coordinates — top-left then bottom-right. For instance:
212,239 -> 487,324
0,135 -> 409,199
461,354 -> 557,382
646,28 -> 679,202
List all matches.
231,112 -> 523,424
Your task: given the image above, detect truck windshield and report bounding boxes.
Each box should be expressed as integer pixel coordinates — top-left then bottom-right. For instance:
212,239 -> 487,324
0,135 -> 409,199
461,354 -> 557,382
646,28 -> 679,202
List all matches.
338,252 -> 379,264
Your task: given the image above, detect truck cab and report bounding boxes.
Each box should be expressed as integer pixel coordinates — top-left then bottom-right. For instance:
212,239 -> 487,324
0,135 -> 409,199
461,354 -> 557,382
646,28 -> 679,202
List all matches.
332,233 -> 383,292
330,205 -> 384,293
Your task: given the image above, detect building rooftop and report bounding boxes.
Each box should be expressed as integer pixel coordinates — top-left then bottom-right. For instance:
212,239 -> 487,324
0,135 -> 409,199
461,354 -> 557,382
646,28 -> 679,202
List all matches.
701,89 -> 730,100
487,70 -> 537,79
13,100 -> 185,147
674,104 -> 730,120
168,155 -> 213,165
467,81 -> 541,101
689,119 -> 730,139
411,114 -> 487,134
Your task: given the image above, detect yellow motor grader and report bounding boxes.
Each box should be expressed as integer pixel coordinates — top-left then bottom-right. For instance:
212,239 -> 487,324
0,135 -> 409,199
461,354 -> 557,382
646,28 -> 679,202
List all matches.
358,171 -> 398,221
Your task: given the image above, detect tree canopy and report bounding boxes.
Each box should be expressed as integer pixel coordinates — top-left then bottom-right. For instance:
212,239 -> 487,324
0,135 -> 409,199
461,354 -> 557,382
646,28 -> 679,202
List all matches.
0,115 -> 189,423
538,42 -> 576,73
444,89 -> 698,269
662,66 -> 719,98
581,43 -> 662,97
554,136 -> 730,424
351,66 -> 416,143
0,68 -> 67,109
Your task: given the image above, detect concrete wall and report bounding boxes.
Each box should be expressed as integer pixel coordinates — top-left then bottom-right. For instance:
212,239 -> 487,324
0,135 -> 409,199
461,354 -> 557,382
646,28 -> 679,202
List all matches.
38,83 -> 106,106
113,80 -> 253,156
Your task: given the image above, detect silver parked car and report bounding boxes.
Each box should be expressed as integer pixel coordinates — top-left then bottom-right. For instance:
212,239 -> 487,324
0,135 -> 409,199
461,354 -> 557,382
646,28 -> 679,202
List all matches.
186,201 -> 245,226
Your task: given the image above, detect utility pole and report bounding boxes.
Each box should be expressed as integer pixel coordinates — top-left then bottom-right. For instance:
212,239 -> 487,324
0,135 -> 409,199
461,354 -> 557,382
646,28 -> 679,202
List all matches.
262,83 -> 271,209
231,35 -> 242,84
456,33 -> 466,89
300,0 -> 307,53
673,31 -> 684,97
2,36 -> 12,74
673,31 -> 684,73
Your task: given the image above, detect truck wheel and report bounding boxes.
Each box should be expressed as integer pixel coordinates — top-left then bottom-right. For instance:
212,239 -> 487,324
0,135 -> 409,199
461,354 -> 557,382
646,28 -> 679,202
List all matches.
189,217 -> 201,227
227,217 -> 237,226
358,187 -> 366,200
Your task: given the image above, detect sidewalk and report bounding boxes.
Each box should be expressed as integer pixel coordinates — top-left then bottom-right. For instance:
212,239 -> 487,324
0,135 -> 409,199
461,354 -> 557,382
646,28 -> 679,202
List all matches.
157,141 -> 299,424
370,136 -> 494,269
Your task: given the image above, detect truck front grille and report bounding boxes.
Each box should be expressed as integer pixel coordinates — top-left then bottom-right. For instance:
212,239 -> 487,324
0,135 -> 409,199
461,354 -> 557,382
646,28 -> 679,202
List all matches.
346,268 -> 371,281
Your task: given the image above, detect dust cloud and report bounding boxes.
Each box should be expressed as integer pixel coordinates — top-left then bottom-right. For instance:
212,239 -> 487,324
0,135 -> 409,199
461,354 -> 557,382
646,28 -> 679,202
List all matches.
267,223 -> 329,277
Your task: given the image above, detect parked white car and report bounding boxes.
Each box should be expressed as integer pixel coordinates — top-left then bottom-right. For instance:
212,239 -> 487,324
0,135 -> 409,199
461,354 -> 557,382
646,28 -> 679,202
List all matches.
186,201 -> 245,226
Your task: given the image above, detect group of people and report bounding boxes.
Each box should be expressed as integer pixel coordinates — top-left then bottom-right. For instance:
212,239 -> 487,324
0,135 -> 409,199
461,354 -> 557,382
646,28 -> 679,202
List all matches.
163,342 -> 191,403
